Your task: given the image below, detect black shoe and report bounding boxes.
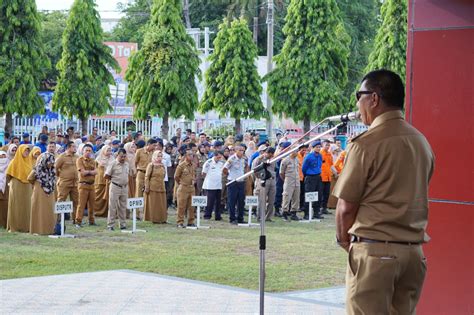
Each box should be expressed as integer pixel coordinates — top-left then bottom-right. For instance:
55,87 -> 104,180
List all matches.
313,214 -> 324,220
120,226 -> 127,230
282,213 -> 290,221
290,213 -> 301,221
230,220 -> 238,225
321,208 -> 330,215
238,220 -> 247,224
107,227 -> 114,231
215,217 -> 222,221
303,215 -> 309,220
187,224 -> 196,228
89,222 -> 98,226
177,224 -> 185,228
274,208 -> 282,217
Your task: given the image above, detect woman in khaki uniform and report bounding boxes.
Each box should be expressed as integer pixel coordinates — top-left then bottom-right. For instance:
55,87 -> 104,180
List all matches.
6,144 -> 32,232
94,145 -> 113,217
29,152 -> 56,235
144,151 -> 167,223
124,142 -> 137,198
0,151 -> 9,228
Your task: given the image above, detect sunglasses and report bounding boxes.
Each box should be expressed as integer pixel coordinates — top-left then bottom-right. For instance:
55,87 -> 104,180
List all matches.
355,90 -> 375,101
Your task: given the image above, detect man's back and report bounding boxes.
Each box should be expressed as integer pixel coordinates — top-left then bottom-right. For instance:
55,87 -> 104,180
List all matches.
334,110 -> 435,242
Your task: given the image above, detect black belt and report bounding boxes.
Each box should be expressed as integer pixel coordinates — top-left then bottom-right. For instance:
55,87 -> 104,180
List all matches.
351,235 -> 420,246
112,182 -> 124,188
306,174 -> 321,177
138,169 -> 146,173
79,181 -> 94,185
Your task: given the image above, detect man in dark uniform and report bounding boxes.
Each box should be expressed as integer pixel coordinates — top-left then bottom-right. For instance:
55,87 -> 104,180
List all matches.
334,69 -> 435,315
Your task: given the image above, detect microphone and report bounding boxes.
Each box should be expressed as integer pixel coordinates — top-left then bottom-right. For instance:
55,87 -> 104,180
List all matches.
326,111 -> 360,122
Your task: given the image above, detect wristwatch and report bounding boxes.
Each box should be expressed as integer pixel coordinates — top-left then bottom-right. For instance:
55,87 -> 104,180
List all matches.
336,235 -> 350,248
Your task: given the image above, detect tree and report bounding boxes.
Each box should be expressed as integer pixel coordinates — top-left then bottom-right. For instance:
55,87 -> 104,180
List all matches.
0,0 -> 49,133
53,0 -> 119,135
125,0 -> 201,139
39,11 -> 68,89
265,0 -> 350,132
200,18 -> 265,134
365,0 -> 407,83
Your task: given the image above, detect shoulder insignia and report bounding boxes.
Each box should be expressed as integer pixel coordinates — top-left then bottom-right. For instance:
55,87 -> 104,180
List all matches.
349,130 -> 368,143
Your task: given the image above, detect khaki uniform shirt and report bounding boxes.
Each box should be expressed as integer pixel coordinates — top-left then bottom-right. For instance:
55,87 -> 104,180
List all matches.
55,152 -> 78,187
105,160 -> 129,187
280,156 -> 300,188
252,155 -> 276,179
76,156 -> 96,184
333,110 -> 435,243
135,148 -> 152,172
174,161 -> 195,189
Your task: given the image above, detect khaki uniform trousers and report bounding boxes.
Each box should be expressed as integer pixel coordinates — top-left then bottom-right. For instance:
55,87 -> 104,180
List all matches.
255,178 -> 276,220
282,184 -> 300,213
57,183 -> 79,221
346,242 -> 426,315
76,184 -> 96,224
107,183 -> 128,228
176,185 -> 195,225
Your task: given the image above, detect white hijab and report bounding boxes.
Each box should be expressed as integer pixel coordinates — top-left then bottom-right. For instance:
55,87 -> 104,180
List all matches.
0,151 -> 8,193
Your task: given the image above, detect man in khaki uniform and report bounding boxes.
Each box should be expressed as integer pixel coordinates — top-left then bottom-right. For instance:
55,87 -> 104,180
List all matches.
174,148 -> 196,228
135,138 -> 157,197
280,150 -> 301,221
105,149 -> 129,230
75,144 -> 97,227
333,70 -> 435,315
252,147 -> 277,222
135,139 -> 156,219
55,141 -> 79,222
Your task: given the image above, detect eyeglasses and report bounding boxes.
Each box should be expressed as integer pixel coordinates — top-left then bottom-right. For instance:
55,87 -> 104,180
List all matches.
355,91 -> 375,101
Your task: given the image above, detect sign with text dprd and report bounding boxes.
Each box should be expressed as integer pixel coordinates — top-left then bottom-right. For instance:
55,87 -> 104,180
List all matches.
127,198 -> 144,209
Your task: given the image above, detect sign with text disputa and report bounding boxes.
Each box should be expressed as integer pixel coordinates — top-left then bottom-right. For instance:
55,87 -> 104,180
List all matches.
192,196 -> 207,207
245,196 -> 258,206
54,201 -> 73,214
305,192 -> 318,202
127,197 -> 144,209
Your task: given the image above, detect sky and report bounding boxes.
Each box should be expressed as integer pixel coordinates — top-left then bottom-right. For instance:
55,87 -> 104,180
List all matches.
35,0 -> 124,18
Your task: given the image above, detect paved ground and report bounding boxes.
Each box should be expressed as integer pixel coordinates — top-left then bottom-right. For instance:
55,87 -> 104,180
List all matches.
1,270 -> 346,314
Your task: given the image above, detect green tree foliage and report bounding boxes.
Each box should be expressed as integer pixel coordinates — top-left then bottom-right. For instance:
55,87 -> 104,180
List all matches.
365,0 -> 407,82
53,0 -> 119,135
265,0 -> 350,132
125,0 -> 201,139
39,11 -> 68,88
200,18 -> 264,134
0,0 -> 49,132
336,0 -> 379,107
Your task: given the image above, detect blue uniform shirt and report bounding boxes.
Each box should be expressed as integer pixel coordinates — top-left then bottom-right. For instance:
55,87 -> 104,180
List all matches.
302,151 -> 322,176
34,142 -> 48,153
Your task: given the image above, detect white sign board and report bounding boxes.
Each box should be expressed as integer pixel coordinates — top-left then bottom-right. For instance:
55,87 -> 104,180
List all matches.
245,196 -> 259,206
192,196 -> 207,207
54,201 -> 73,214
305,192 -> 318,202
128,197 -> 144,209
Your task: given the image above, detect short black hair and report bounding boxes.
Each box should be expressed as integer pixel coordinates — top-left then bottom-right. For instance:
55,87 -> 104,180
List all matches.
323,139 -> 331,144
49,141 -> 56,145
147,139 -> 157,145
361,69 -> 405,109
188,142 -> 197,149
66,141 -> 75,149
117,148 -> 127,155
83,144 -> 93,150
266,147 -> 276,154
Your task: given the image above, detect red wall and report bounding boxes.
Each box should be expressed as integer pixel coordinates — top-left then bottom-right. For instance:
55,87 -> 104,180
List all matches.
406,1 -> 474,314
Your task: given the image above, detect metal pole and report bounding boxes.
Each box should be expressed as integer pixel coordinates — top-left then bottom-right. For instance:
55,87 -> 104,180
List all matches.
266,0 -> 274,143
259,187 -> 266,315
253,16 -> 259,44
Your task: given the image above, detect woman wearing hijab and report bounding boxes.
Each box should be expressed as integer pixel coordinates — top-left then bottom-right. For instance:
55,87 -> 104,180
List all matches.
7,144 -> 17,161
28,151 -> 56,235
143,150 -> 167,223
245,141 -> 256,159
0,151 -> 9,228
6,145 -> 32,232
30,147 -> 41,167
124,142 -> 137,199
94,145 -> 113,217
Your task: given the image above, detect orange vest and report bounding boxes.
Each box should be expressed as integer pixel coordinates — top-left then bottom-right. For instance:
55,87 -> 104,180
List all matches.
297,151 -> 306,181
320,148 -> 333,182
334,151 -> 346,174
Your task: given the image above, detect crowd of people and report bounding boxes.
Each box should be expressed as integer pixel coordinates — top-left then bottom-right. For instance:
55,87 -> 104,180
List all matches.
0,125 -> 347,234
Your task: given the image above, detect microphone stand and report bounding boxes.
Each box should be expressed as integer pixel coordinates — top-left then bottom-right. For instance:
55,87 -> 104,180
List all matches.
230,114 -> 355,315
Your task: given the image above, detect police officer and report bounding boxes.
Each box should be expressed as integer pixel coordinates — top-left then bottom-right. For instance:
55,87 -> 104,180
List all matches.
174,148 -> 196,228
252,147 -> 277,222
223,145 -> 247,224
55,141 -> 79,222
75,144 -> 97,227
105,148 -> 129,230
334,70 -> 435,315
280,150 -> 301,221
302,140 -> 324,220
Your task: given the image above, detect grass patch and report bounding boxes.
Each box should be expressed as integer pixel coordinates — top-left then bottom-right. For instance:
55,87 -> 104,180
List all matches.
0,209 -> 346,292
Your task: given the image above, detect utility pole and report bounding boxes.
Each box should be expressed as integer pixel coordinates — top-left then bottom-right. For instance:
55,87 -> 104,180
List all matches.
265,0 -> 274,142
253,17 -> 259,44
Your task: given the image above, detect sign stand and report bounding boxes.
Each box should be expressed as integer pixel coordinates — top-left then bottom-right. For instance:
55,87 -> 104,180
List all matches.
300,192 -> 321,223
239,196 -> 260,227
122,197 -> 147,234
49,201 -> 75,239
187,196 -> 210,230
